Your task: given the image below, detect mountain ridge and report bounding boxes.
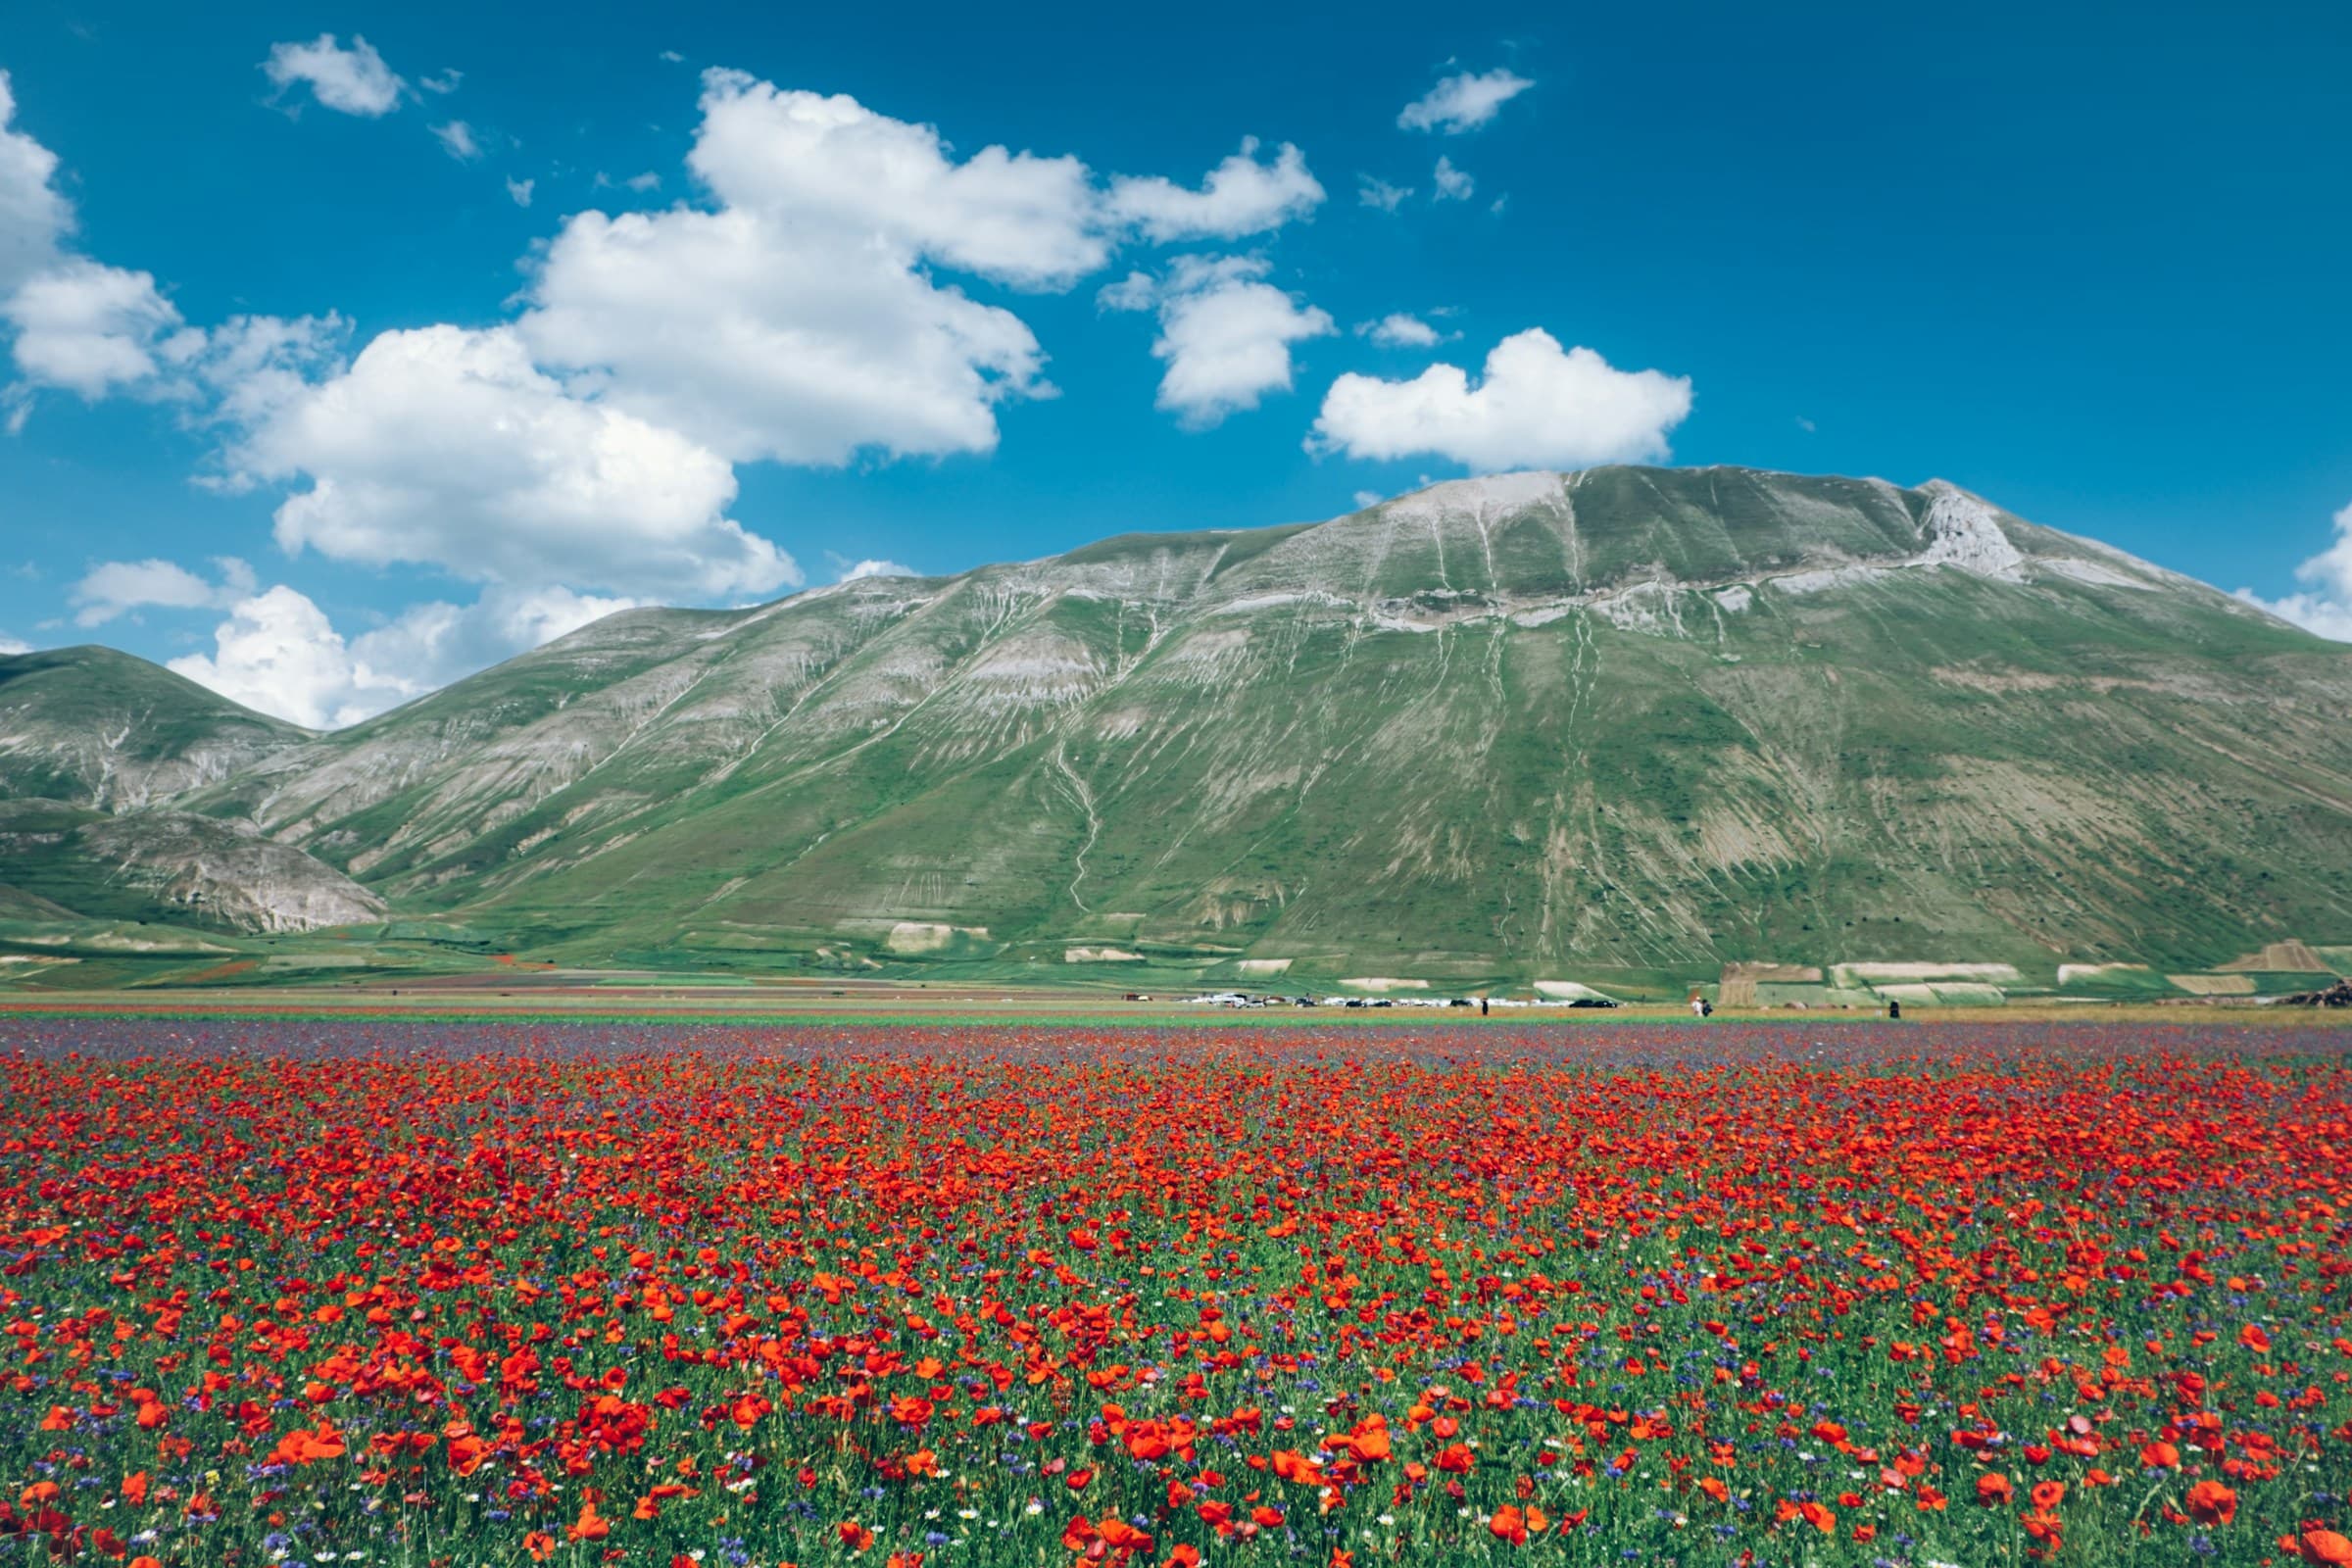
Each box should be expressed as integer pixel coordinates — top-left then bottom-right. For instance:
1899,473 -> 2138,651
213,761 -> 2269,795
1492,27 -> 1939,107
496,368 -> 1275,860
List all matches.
0,645 -> 314,809
4,465 -> 2349,989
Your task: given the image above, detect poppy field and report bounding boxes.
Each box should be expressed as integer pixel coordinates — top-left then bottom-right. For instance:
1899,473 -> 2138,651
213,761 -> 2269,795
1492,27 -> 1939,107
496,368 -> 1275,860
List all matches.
1,1019 -> 2349,1568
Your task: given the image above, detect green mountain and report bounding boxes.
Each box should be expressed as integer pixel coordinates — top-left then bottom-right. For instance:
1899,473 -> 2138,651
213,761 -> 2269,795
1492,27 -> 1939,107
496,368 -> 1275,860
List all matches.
0,648 -> 378,936
0,645 -> 312,808
8,466 -> 2352,989
0,799 -> 385,934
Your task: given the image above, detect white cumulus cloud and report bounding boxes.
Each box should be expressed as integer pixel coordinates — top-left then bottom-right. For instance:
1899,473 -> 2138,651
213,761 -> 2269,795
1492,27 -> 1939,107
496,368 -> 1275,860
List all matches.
1356,175 -> 1412,213
2237,501 -> 2352,642
169,585 -> 399,728
1105,138 -> 1324,242
1108,256 -> 1333,428
1398,68 -> 1535,134
69,556 -> 255,626
0,633 -> 29,656
505,176 -> 534,208
515,71 -> 1091,467
4,258 -> 185,399
1309,328 -> 1692,470
1432,156 -> 1475,202
0,72 -> 71,293
682,71 -> 1105,287
522,204 -> 1047,467
220,322 -> 799,600
262,34 -> 406,118
838,558 -> 915,581
0,81 -> 225,413
0,77 -> 195,410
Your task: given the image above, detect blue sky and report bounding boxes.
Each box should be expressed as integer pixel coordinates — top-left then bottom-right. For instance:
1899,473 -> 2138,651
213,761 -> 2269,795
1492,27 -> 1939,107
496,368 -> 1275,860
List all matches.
1,0 -> 2347,725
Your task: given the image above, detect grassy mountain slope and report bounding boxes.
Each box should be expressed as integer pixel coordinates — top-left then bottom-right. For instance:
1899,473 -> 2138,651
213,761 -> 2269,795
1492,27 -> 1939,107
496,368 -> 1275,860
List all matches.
0,649 -> 388,935
0,798 -> 386,934
149,466 -> 2352,982
0,646 -> 312,809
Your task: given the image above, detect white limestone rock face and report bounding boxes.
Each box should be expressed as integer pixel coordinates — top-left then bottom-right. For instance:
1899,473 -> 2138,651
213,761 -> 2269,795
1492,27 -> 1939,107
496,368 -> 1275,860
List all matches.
1382,470 -> 1566,520
74,810 -> 387,932
1917,484 -> 2028,580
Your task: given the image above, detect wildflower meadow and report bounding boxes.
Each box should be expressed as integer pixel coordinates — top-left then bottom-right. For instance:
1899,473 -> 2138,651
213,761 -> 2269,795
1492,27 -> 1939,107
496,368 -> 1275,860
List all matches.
0,1020 -> 2347,1568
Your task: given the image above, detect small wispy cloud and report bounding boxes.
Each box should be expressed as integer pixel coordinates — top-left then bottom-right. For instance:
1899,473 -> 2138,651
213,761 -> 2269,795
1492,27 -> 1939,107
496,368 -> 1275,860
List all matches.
828,554 -> 917,582
1398,67 -> 1535,134
261,33 -> 405,118
431,120 -> 481,161
1357,313 -> 1455,349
